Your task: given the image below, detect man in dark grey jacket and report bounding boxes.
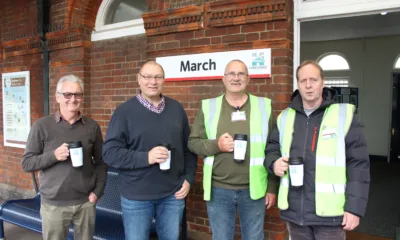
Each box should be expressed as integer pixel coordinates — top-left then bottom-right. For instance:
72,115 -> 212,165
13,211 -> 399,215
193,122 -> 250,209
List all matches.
265,60 -> 370,240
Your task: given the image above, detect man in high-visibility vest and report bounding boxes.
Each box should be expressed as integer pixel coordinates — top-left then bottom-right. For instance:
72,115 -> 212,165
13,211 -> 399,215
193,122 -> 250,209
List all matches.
265,60 -> 370,240
188,60 -> 279,240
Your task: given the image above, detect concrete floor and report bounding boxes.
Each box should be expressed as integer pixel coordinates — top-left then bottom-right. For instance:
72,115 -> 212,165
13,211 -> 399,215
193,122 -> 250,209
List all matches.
1,221 -> 394,240
0,221 -> 211,240
1,221 -> 42,240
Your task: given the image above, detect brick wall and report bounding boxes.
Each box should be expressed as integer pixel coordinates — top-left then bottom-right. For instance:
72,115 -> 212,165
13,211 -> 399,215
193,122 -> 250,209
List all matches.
90,35 -> 147,132
142,0 -> 293,239
0,0 -> 92,197
0,53 -> 44,196
0,0 -> 43,198
0,0 -> 293,239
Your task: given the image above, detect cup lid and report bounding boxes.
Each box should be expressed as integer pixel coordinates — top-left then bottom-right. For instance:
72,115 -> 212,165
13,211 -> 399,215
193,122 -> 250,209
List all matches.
68,141 -> 82,148
158,143 -> 171,150
234,134 -> 247,141
289,157 -> 303,165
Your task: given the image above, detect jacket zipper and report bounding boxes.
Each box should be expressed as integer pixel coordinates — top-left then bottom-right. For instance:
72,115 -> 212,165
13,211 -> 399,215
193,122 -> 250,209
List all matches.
311,126 -> 317,152
300,117 -> 309,226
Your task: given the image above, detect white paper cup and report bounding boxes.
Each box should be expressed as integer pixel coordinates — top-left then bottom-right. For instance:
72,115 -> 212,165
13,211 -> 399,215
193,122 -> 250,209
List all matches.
289,157 -> 304,187
234,140 -> 247,162
159,150 -> 171,171
68,141 -> 83,167
158,143 -> 171,171
289,164 -> 304,187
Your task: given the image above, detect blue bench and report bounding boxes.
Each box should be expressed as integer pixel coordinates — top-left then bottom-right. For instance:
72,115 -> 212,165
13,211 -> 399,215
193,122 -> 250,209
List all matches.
0,168 -> 187,239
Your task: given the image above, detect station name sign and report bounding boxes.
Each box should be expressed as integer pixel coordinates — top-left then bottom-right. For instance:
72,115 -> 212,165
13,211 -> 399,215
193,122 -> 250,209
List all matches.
156,49 -> 271,81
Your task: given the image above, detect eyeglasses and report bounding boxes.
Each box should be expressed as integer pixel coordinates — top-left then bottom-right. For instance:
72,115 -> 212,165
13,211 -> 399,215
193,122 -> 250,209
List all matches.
139,73 -> 164,81
224,72 -> 248,79
58,92 -> 83,99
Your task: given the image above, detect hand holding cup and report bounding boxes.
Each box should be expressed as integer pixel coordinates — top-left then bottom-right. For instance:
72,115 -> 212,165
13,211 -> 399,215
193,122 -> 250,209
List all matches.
54,143 -> 69,161
218,133 -> 234,152
273,156 -> 289,177
148,146 -> 169,165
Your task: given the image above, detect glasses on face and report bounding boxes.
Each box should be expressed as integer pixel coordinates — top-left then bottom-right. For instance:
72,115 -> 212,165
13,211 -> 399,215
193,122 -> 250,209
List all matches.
139,73 -> 164,81
58,92 -> 83,99
224,72 -> 248,80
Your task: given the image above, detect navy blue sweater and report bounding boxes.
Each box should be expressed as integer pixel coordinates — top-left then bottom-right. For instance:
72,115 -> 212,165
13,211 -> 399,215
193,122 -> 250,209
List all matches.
102,96 -> 197,200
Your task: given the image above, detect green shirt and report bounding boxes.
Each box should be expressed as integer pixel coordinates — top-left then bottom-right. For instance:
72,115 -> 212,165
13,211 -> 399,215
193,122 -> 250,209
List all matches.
188,94 -> 278,193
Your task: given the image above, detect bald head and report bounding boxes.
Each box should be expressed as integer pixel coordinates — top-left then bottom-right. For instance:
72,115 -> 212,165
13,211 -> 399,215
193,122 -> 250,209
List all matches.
225,59 -> 249,75
139,60 -> 165,77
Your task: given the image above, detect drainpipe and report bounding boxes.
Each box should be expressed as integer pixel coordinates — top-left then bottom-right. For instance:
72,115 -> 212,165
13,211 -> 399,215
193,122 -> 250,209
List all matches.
37,0 -> 50,117
34,0 -> 50,194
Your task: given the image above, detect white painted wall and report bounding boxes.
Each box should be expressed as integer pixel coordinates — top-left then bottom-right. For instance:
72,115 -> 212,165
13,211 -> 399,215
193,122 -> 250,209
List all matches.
301,35 -> 400,156
301,13 -> 400,42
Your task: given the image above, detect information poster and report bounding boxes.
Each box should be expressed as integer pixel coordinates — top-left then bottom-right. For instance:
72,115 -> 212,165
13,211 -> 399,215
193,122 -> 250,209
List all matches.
2,71 -> 31,148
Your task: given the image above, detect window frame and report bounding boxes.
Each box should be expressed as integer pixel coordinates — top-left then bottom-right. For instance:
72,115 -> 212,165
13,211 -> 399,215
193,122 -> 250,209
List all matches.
317,52 -> 351,71
92,0 -> 146,42
394,55 -> 400,69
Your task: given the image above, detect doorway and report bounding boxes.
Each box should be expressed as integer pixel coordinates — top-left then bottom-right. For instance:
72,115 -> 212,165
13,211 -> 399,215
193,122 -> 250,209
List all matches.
390,72 -> 400,163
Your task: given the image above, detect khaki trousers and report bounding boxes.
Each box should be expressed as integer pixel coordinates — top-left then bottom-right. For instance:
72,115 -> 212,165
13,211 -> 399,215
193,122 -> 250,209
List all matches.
40,201 -> 96,240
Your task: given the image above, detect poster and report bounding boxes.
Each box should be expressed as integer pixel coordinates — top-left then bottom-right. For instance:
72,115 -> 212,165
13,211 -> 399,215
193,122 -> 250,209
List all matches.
2,71 -> 30,148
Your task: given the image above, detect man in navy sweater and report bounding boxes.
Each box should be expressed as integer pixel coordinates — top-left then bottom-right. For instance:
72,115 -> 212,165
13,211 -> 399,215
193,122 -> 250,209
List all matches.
102,60 -> 197,240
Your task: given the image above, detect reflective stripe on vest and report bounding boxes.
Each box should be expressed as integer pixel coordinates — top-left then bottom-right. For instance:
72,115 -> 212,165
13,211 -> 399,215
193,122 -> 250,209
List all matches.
202,94 -> 272,201
277,104 -> 354,216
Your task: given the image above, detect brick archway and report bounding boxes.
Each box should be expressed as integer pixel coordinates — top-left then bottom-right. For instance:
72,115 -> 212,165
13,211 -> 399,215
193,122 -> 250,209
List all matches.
65,0 -> 103,29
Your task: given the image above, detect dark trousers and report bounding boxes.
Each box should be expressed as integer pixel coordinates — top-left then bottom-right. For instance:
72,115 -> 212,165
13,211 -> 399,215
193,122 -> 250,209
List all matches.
287,222 -> 346,240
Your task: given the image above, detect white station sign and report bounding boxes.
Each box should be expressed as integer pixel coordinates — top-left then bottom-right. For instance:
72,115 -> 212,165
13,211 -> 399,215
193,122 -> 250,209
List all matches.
156,49 -> 271,81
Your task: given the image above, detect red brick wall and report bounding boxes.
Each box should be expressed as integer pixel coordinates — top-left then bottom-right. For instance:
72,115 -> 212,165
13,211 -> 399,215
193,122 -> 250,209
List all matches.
90,35 -> 147,132
1,0 -> 37,41
0,0 -> 92,194
0,0 -> 44,193
142,0 -> 292,239
0,0 -> 292,239
0,53 -> 44,190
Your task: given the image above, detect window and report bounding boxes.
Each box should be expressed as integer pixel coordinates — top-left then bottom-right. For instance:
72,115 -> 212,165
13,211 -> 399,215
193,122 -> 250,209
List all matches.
325,79 -> 349,87
394,55 -> 400,69
317,53 -> 350,71
105,0 -> 147,24
92,0 -> 147,41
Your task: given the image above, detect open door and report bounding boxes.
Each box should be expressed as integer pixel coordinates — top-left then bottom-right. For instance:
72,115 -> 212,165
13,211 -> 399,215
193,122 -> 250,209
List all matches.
389,72 -> 400,163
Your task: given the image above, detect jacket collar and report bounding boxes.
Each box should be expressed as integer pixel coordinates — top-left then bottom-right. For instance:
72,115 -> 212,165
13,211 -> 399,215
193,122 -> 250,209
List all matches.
289,87 -> 337,114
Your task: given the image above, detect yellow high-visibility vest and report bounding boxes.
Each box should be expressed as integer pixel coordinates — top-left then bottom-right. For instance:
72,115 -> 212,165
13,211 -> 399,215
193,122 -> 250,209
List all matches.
202,94 -> 272,201
277,104 -> 354,216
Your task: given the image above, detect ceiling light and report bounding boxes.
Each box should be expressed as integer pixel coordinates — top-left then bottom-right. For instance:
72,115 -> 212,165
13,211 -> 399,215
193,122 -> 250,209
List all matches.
381,12 -> 388,15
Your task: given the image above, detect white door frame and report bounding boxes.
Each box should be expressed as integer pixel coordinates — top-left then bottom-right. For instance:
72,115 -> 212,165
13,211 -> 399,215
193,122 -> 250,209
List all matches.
293,0 -> 400,89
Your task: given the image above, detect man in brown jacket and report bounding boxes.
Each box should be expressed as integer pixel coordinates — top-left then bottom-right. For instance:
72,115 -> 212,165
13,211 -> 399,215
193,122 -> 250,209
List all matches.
22,74 -> 108,240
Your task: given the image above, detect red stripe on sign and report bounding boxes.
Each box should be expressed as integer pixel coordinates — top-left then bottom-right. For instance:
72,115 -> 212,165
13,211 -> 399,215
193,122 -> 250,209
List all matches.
166,76 -> 221,81
250,74 -> 270,78
165,74 -> 270,82
6,140 -> 27,144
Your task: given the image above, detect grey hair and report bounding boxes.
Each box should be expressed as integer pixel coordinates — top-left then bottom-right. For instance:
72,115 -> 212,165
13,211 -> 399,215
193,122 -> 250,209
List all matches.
56,75 -> 84,93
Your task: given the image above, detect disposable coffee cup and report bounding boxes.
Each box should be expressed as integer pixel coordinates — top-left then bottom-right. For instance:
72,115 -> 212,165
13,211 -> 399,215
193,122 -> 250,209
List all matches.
233,134 -> 248,163
158,143 -> 171,171
68,141 -> 83,167
289,157 -> 304,187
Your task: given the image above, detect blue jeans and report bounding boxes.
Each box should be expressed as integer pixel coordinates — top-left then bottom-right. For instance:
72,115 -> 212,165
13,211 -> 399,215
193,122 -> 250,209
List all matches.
121,194 -> 185,240
206,187 -> 265,240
